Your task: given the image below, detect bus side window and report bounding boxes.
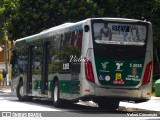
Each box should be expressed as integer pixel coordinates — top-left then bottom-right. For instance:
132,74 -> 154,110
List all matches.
69,30 -> 83,74
10,54 -> 14,68
10,51 -> 18,74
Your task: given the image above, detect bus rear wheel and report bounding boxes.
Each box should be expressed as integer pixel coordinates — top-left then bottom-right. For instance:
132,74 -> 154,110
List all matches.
52,81 -> 62,107
16,81 -> 32,101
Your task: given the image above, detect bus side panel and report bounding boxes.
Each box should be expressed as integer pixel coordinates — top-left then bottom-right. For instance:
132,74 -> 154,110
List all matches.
80,20 -> 97,97
140,23 -> 153,99
46,25 -> 84,100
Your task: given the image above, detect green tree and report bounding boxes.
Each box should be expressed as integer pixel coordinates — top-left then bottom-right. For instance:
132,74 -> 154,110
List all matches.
94,0 -> 160,50
5,0 -> 103,40
0,0 -> 17,42
3,0 -> 160,48
0,0 -> 5,43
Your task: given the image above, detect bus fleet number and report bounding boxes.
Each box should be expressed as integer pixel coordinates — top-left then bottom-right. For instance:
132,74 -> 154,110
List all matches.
130,64 -> 142,68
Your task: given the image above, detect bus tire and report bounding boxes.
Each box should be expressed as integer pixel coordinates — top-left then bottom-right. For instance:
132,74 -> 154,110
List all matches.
52,80 -> 62,107
16,81 -> 32,101
97,99 -> 119,111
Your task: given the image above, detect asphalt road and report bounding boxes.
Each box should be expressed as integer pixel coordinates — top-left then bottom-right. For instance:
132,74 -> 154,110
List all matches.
0,94 -> 126,117
0,93 -> 159,119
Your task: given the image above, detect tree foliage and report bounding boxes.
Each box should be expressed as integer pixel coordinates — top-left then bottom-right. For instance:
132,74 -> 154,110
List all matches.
0,0 -> 160,50
0,0 -> 17,43
2,0 -> 103,40
93,0 -> 160,50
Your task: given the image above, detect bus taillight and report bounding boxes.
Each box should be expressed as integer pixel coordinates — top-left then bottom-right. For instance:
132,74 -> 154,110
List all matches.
142,61 -> 152,85
84,59 -> 95,83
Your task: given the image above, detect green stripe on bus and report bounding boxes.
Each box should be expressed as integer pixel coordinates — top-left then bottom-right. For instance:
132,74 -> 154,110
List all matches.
94,56 -> 144,86
60,80 -> 80,94
32,80 -> 80,94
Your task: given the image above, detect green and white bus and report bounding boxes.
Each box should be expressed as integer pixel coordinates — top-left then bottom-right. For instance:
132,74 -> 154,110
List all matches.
11,18 -> 153,110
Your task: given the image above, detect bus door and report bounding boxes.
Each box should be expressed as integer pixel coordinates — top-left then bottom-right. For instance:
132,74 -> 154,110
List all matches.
41,42 -> 50,95
27,45 -> 34,94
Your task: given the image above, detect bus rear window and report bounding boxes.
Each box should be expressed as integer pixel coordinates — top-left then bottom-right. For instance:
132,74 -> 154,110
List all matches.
92,22 -> 147,46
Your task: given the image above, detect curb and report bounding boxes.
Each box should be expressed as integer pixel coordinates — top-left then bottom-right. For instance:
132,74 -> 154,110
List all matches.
0,86 -> 12,95
0,91 -> 14,96
151,96 -> 160,99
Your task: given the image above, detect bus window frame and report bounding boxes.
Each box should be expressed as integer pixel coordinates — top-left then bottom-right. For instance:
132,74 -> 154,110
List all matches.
91,19 -> 149,48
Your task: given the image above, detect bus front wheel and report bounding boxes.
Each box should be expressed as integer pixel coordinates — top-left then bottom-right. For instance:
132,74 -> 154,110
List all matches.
16,81 -> 32,101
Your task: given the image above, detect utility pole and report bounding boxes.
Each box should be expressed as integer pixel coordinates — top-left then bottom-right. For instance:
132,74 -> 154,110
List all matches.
4,32 -> 9,86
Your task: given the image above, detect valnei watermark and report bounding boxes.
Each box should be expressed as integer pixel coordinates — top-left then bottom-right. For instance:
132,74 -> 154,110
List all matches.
127,112 -> 158,117
63,55 -> 91,70
69,55 -> 91,63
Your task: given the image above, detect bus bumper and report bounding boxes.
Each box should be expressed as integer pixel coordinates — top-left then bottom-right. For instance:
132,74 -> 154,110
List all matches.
94,84 -> 152,101
81,81 -> 152,102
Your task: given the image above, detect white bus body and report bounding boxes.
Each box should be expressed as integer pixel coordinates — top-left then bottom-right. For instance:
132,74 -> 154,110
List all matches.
11,18 -> 153,110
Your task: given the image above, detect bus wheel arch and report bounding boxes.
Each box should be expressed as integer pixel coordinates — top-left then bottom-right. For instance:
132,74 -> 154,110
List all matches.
19,77 -> 23,84
16,77 -> 32,101
52,76 -> 59,86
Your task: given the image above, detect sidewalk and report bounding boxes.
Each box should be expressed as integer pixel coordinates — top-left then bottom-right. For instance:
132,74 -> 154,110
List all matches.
120,97 -> 160,114
0,86 -> 11,93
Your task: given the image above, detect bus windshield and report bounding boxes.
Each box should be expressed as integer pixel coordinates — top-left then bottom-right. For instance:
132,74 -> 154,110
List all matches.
92,22 -> 147,46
